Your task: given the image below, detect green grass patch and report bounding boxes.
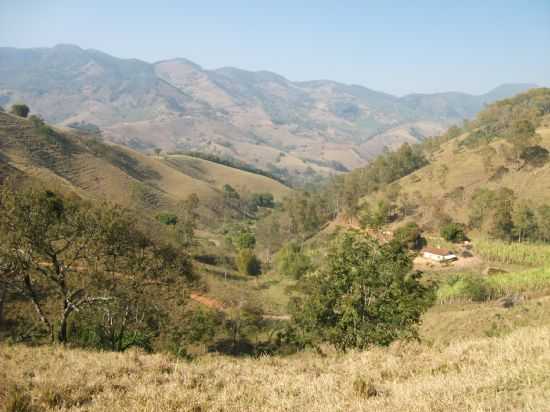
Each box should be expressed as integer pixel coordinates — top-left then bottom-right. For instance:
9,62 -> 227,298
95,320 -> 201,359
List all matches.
437,266 -> 550,303
474,238 -> 550,266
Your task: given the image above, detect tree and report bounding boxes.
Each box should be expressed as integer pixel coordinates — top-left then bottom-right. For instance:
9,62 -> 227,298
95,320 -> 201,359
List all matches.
275,242 -> 312,279
255,212 -> 283,264
393,223 -> 426,250
359,200 -> 392,229
291,231 -> 435,351
470,187 -> 515,240
230,227 -> 256,250
10,104 -> 30,118
536,205 -> 550,243
440,222 -> 467,243
0,185 -> 191,344
154,148 -> 162,156
512,202 -> 537,243
235,249 -> 262,277
175,193 -> 200,248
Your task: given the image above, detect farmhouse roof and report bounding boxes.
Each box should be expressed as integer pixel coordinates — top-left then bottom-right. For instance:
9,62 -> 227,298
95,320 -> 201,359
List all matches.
422,246 -> 454,256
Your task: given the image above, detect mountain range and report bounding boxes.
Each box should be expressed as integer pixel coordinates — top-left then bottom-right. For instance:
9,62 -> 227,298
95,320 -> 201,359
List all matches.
0,44 -> 537,176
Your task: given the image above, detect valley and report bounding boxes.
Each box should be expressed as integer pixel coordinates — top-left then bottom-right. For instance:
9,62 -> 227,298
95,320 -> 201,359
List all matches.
1,39 -> 550,412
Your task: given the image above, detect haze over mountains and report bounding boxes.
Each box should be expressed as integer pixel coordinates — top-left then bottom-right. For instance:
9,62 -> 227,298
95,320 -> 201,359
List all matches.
0,44 -> 537,176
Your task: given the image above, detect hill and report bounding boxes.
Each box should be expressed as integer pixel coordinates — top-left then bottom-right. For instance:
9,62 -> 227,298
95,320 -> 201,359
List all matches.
353,88 -> 550,230
0,112 -> 291,213
0,45 -> 537,177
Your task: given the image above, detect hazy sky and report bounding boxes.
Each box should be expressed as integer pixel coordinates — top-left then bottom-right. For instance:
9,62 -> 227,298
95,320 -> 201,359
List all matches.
1,0 -> 549,95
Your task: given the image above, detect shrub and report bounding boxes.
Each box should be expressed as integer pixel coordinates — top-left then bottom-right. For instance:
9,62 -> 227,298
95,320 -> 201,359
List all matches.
250,192 -> 275,208
461,276 -> 491,302
520,145 -> 549,167
440,222 -> 467,243
156,212 -> 178,226
28,115 -> 45,128
236,249 -> 262,277
10,104 -> 30,118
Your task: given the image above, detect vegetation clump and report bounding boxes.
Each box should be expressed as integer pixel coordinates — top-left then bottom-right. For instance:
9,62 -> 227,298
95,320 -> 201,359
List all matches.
10,104 -> 30,118
440,222 -> 467,243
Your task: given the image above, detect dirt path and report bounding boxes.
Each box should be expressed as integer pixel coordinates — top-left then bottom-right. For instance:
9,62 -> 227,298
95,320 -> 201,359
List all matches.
189,293 -> 290,320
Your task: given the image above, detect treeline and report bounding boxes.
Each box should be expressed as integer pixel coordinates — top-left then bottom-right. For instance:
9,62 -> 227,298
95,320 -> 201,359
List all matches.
177,151 -> 288,185
469,187 -> 550,243
326,143 -> 428,220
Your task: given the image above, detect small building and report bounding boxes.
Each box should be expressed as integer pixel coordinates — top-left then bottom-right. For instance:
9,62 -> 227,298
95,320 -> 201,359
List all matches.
422,247 -> 457,262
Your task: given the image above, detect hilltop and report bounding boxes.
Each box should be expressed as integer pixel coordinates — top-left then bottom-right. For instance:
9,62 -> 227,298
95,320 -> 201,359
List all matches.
0,45 -> 537,178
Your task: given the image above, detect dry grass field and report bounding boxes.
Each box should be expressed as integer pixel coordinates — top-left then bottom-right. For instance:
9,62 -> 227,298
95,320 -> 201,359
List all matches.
2,324 -> 549,412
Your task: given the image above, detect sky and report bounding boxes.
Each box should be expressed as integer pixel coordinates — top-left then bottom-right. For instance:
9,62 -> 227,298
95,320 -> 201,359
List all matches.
1,0 -> 549,96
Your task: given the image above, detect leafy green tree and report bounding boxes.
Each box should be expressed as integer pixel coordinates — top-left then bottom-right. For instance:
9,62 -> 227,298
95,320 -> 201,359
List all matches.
291,231 -> 435,351
470,187 -> 515,240
154,148 -> 162,156
512,202 -> 537,243
359,200 -> 392,229
536,205 -> 550,243
275,242 -> 312,279
232,228 -> 256,250
440,222 -> 467,243
255,212 -> 283,264
10,104 -> 30,118
393,222 -> 426,250
236,249 -> 262,277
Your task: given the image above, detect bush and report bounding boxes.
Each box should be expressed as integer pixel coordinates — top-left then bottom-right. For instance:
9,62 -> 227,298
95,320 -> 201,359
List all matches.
461,276 -> 491,302
440,222 -> 467,243
156,212 -> 178,226
520,145 -> 549,167
236,249 -> 262,277
250,192 -> 275,209
10,104 -> 30,118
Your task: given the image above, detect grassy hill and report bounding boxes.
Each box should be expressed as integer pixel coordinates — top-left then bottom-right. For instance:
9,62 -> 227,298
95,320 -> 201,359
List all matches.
359,88 -> 550,229
0,112 -> 291,213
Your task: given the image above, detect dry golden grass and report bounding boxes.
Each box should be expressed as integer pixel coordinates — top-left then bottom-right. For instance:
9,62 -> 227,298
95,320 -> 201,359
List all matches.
2,324 -> 550,412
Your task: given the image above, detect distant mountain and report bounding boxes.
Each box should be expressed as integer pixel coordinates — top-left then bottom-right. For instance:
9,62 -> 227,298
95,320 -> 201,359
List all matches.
0,44 -> 538,175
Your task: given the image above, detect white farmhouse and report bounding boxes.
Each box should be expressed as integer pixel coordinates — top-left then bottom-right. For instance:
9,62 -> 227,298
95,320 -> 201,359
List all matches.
422,247 -> 457,262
